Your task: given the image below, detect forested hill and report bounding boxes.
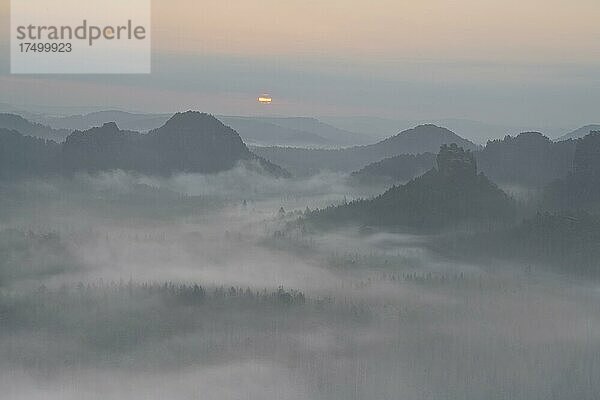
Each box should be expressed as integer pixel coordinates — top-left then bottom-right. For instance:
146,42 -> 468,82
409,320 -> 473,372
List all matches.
545,131 -> 600,211
0,112 -> 289,178
477,132 -> 576,187
352,132 -> 576,188
307,144 -> 515,230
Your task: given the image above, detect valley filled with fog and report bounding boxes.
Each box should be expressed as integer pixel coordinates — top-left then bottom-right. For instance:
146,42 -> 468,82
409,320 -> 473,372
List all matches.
3,0 -> 600,396
1,160 -> 599,400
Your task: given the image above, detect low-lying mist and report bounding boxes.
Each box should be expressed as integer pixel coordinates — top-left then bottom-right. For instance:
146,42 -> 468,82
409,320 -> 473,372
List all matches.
1,164 -> 599,400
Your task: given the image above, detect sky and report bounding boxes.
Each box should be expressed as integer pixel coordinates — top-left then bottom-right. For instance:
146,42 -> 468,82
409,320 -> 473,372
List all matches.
0,0 -> 599,128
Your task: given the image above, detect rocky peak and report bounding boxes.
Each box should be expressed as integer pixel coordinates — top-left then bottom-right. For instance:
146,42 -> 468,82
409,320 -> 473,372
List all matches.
436,143 -> 477,179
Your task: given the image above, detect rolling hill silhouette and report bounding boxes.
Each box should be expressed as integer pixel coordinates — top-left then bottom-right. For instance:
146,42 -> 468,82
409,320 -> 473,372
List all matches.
254,124 -> 477,176
1,112 -> 289,178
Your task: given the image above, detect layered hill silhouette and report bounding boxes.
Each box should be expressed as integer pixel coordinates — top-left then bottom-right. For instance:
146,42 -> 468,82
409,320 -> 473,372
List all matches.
351,153 -> 436,183
33,110 -> 370,148
253,124 -> 477,176
0,112 -> 289,178
352,132 -> 576,188
218,116 -> 335,148
41,110 -> 171,132
0,113 -> 70,142
557,124 -> 600,141
252,117 -> 372,146
308,144 -> 514,230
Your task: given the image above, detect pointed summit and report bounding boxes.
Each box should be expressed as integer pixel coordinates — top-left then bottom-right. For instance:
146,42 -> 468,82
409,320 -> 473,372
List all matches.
148,111 -> 252,173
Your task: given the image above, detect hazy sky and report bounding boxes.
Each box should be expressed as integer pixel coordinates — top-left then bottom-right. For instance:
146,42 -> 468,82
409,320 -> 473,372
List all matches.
0,0 -> 599,127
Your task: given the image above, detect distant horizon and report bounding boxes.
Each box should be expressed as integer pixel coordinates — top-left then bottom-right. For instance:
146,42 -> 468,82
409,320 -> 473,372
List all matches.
2,100 -> 595,143
2,0 -> 600,130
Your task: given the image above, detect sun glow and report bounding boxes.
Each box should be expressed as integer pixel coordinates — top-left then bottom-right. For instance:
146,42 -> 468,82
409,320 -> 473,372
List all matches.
257,94 -> 272,104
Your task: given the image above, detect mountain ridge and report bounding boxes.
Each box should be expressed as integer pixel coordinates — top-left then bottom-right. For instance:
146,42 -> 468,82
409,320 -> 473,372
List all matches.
352,131 -> 577,188
0,112 -> 289,178
0,113 -> 70,142
557,124 -> 600,141
253,124 -> 477,176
